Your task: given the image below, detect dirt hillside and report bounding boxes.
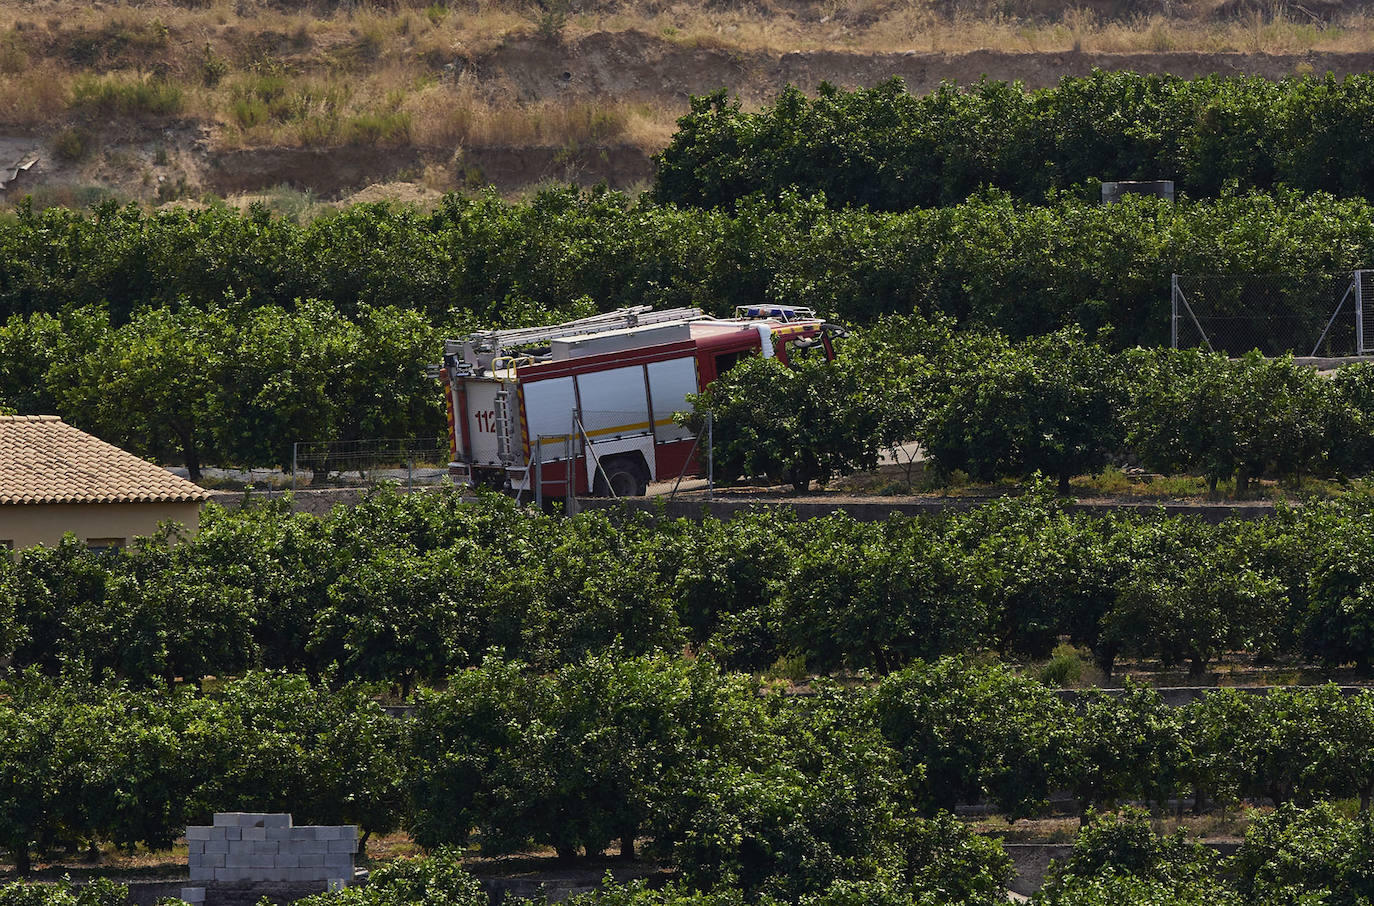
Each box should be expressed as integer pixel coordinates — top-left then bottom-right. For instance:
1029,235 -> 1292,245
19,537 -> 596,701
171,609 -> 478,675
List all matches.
3,0 -> 1374,206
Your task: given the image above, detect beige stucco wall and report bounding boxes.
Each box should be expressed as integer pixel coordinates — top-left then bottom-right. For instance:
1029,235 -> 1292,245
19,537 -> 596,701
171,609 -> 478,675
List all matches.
0,501 -> 202,550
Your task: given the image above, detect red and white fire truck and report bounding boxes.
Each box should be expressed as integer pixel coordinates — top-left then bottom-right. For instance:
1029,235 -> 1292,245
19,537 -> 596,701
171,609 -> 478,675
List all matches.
438,305 -> 841,498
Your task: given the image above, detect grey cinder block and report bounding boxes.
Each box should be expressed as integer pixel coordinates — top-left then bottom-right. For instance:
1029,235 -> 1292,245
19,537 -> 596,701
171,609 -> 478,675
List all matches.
299,840 -> 329,854
340,826 -> 358,840
179,887 -> 206,904
316,827 -> 341,841
327,839 -> 358,854
186,827 -> 213,841
289,827 -> 318,841
277,854 -> 301,868
205,839 -> 229,855
188,867 -> 214,883
298,854 -> 325,868
327,878 -> 348,892
252,841 -> 279,855
225,853 -> 253,869
223,827 -> 241,841
266,827 -> 293,842
241,826 -> 267,841
207,854 -> 226,868
263,814 -> 293,828
187,841 -> 205,855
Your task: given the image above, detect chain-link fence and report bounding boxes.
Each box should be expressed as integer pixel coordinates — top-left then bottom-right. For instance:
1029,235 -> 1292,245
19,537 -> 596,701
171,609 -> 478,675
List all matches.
291,438 -> 450,490
1171,272 -> 1368,357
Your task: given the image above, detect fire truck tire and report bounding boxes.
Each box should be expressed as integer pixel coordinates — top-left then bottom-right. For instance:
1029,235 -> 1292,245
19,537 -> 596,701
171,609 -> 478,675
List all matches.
594,457 -> 648,497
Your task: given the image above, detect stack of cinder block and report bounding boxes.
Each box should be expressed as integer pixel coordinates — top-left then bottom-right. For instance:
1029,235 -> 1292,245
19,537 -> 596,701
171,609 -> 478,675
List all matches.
182,812 -> 358,904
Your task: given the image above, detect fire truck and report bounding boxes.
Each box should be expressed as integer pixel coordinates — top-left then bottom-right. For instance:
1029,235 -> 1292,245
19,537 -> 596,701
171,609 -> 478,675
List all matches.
438,305 -> 841,498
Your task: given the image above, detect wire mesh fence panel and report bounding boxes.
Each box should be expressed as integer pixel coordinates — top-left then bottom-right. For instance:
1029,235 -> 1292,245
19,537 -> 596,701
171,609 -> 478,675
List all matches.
1172,272 -> 1359,357
291,438 -> 451,489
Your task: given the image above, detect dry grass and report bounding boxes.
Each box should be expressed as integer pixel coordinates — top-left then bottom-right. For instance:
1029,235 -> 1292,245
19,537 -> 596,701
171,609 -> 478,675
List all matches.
0,60 -> 69,127
406,72 -> 672,149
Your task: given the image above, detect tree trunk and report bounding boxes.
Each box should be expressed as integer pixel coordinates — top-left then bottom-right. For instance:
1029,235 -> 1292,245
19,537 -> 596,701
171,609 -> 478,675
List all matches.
14,846 -> 30,875
1058,472 -> 1072,496
620,832 -> 635,860
1094,645 -> 1116,679
555,845 -> 577,862
180,429 -> 203,483
1235,468 -> 1250,497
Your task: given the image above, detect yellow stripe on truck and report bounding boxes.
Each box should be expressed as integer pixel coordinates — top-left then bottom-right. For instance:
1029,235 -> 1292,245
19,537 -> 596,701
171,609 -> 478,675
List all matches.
540,418 -> 679,446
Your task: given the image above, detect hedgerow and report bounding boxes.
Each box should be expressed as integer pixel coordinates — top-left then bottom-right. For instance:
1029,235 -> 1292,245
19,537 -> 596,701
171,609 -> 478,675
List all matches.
6,658 -> 1374,901
3,188 -> 1373,345
12,489 -> 1374,684
653,73 -> 1374,210
696,322 -> 1374,494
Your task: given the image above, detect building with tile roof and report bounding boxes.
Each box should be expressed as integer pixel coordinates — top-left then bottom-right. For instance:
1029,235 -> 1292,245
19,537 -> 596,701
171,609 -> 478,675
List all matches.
0,415 -> 209,550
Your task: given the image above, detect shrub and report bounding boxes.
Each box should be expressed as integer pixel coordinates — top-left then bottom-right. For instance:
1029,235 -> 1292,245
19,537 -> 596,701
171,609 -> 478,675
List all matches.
52,127 -> 90,162
1041,809 -> 1221,892
70,75 -> 184,117
920,328 -> 1126,494
1126,350 -> 1328,494
344,111 -> 412,146
1234,803 -> 1374,906
687,355 -> 886,492
873,658 -> 1072,819
294,852 -> 486,906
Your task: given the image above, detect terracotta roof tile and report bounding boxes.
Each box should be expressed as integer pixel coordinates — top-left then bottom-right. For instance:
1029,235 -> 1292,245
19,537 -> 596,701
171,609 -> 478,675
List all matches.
0,416 -> 210,506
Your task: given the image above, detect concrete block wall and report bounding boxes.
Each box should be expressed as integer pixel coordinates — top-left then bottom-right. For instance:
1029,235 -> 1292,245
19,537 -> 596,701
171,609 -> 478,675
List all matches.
184,813 -> 358,891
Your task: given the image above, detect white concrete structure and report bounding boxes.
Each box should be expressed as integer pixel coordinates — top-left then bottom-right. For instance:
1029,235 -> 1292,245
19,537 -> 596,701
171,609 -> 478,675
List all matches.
183,812 -> 358,891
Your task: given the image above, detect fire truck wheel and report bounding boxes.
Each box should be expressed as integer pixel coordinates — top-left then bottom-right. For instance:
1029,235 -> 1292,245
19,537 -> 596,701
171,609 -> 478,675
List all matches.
595,458 -> 648,497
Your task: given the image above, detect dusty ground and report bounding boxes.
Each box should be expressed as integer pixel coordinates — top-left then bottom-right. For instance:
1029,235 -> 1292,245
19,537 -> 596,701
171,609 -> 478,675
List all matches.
5,0 -> 1374,205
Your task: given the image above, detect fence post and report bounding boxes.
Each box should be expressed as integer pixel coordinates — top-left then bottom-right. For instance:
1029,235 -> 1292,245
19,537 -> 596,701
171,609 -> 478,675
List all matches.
407,455 -> 413,493
707,411 -> 714,500
533,437 -> 543,510
1170,274 -> 1179,349
567,412 -> 580,516
1358,270 -> 1367,356
291,442 -> 298,491
565,430 -> 574,515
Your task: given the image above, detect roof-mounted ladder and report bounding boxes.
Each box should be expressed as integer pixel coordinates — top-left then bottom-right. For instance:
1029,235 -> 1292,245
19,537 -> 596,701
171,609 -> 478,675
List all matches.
445,306 -> 706,360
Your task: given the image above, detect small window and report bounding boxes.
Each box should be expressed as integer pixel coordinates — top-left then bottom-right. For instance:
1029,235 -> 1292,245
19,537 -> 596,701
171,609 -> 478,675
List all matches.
714,350 -> 751,376
86,537 -> 126,553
